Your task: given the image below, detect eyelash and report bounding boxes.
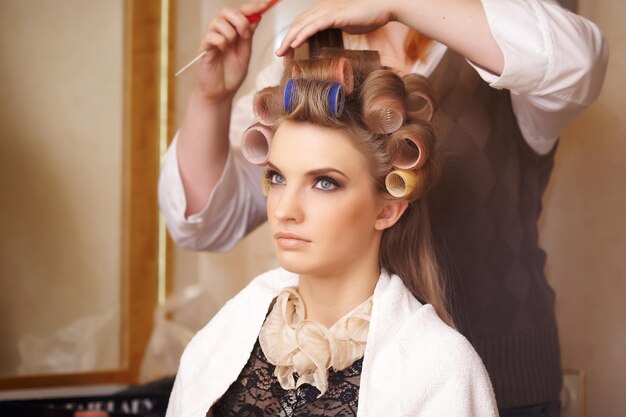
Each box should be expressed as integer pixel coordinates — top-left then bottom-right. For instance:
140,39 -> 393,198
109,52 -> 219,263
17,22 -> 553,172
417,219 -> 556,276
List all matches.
263,170 -> 341,191
265,170 -> 285,186
313,176 -> 340,191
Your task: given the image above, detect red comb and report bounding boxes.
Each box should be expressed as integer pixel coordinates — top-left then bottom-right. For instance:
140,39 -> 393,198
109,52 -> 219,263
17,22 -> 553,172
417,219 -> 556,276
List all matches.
247,0 -> 281,23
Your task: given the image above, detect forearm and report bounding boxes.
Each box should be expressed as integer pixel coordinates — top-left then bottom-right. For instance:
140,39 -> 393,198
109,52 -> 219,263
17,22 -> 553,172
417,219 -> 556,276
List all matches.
391,0 -> 504,75
177,90 -> 233,216
394,0 -> 607,152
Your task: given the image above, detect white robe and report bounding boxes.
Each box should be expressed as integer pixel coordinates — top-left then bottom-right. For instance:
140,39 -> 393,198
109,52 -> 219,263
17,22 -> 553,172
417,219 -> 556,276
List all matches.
166,268 -> 499,417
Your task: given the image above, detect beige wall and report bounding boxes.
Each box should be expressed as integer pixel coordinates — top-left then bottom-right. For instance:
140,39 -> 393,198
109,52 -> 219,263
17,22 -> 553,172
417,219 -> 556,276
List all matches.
170,0 -> 625,415
540,1 -> 626,415
0,1 -> 124,375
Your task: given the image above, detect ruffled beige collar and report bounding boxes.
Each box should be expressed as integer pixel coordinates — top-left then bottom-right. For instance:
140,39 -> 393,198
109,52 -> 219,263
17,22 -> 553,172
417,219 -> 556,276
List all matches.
258,286 -> 373,397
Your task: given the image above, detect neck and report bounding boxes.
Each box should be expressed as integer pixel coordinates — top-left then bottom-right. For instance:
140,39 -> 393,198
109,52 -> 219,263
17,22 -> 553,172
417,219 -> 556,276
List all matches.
366,23 -> 415,74
297,255 -> 380,328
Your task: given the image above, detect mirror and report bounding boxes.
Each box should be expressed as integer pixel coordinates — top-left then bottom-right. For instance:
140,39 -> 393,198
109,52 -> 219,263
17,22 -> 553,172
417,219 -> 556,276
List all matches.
0,0 -> 167,389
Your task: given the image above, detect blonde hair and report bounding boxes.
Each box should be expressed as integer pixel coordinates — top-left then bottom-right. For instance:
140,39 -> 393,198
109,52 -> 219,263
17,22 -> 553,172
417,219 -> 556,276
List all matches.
244,48 -> 453,327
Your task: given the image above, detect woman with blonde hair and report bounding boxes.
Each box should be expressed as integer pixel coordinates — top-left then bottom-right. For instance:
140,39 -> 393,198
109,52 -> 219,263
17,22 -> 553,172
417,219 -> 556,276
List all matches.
160,1 -> 608,415
165,49 -> 497,416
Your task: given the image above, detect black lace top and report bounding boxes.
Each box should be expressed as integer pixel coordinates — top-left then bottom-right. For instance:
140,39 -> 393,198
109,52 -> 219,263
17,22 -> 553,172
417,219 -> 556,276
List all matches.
210,338 -> 362,417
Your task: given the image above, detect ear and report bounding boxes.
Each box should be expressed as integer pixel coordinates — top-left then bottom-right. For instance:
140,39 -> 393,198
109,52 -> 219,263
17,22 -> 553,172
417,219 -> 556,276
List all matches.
374,199 -> 409,231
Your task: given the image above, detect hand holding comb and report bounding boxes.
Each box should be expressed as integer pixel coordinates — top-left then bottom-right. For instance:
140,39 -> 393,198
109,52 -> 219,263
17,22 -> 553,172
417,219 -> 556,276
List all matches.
175,0 -> 281,77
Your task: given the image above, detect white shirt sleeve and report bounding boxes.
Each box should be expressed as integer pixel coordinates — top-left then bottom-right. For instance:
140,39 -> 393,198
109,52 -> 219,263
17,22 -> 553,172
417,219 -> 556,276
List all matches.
158,135 -> 267,251
475,0 -> 608,154
158,58 -> 283,251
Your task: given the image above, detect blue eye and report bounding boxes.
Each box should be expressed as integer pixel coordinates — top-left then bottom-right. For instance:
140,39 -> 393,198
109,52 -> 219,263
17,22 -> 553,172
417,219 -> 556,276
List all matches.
265,170 -> 285,186
314,176 -> 339,191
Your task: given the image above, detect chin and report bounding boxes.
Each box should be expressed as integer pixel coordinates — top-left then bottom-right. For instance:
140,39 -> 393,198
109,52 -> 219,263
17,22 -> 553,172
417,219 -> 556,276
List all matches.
276,252 -> 325,276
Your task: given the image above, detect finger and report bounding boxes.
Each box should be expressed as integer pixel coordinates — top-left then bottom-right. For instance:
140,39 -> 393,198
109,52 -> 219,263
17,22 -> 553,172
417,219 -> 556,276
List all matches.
281,49 -> 294,69
276,20 -> 306,56
290,16 -> 333,49
274,5 -> 316,51
222,7 -> 253,39
239,1 -> 271,16
276,6 -> 331,55
200,16 -> 230,52
212,16 -> 238,44
204,31 -> 230,54
276,10 -> 330,56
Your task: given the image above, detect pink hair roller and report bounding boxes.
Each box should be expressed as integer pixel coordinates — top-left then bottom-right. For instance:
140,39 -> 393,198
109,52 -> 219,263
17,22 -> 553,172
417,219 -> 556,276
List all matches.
291,57 -> 354,94
253,88 -> 281,126
388,127 -> 429,170
241,123 -> 273,165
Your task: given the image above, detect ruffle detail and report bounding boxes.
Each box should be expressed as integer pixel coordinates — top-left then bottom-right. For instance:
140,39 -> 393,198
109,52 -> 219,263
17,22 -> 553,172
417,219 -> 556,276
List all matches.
258,287 -> 372,397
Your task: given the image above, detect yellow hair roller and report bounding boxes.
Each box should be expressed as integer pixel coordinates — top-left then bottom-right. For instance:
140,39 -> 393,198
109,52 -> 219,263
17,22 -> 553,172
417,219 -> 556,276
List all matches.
385,169 -> 418,199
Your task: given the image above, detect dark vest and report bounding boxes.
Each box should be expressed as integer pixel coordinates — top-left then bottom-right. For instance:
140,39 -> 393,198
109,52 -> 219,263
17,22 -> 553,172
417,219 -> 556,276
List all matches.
427,51 -> 562,408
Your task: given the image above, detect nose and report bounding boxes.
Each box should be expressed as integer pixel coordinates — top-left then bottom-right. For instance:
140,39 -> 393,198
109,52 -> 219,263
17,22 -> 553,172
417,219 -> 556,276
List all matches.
271,186 -> 304,223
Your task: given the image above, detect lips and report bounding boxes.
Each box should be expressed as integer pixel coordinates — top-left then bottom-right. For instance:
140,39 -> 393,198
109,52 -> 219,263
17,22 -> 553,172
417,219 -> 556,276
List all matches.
274,232 -> 311,249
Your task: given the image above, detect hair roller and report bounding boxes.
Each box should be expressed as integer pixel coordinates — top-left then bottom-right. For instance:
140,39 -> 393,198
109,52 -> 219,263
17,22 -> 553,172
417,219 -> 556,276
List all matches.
385,169 -> 424,200
403,73 -> 435,121
284,78 -> 346,120
317,48 -> 382,75
387,125 -> 431,170
241,123 -> 273,165
253,87 -> 282,126
291,57 -> 354,94
284,78 -> 298,113
361,69 -> 406,134
386,169 -> 413,198
328,82 -> 345,117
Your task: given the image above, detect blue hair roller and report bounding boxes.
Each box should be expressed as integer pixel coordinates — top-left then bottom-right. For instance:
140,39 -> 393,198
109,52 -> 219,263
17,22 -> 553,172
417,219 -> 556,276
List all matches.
284,78 -> 296,113
328,82 -> 345,117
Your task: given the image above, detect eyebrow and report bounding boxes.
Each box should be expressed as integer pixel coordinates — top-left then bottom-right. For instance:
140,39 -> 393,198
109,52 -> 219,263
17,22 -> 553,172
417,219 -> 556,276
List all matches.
266,161 -> 349,180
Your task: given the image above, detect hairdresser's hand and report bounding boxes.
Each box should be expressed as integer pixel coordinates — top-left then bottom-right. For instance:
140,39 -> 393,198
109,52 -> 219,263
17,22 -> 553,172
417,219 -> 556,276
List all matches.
195,2 -> 268,101
275,0 -> 396,56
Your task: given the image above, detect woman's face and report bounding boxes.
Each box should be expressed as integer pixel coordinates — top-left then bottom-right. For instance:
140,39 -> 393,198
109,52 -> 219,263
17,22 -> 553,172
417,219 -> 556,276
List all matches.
266,120 -> 386,278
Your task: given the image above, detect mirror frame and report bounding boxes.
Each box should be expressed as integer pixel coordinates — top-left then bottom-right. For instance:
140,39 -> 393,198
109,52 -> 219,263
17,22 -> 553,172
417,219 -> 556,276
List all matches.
0,0 -> 173,390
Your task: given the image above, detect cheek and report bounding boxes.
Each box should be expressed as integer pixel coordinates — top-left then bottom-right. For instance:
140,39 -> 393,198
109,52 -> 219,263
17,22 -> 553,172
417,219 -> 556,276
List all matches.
313,193 -> 378,240
266,190 -> 281,224
266,193 -> 274,219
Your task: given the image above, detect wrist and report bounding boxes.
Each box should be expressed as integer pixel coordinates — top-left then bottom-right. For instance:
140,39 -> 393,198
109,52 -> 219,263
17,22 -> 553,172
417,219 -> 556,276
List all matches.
190,87 -> 235,109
